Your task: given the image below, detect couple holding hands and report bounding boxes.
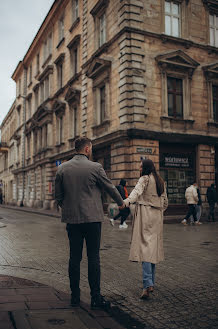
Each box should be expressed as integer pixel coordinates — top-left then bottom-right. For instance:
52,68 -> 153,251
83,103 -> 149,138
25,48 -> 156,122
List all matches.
55,137 -> 168,309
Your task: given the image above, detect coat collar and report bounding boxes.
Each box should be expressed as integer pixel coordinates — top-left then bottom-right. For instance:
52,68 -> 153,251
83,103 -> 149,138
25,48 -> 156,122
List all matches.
73,153 -> 89,160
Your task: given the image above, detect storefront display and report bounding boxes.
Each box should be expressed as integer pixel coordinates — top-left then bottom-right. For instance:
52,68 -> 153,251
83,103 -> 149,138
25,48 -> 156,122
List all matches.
160,150 -> 195,205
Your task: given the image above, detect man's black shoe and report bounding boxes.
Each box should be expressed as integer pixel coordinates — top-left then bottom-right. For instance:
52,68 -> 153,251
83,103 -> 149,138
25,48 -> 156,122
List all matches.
91,295 -> 110,310
71,296 -> 80,307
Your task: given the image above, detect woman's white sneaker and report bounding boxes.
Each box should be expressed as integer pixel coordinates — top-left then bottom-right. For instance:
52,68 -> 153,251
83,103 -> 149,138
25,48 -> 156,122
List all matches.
109,218 -> 115,226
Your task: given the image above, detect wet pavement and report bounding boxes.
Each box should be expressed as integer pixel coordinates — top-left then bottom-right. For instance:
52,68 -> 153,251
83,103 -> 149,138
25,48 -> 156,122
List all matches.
0,206 -> 217,328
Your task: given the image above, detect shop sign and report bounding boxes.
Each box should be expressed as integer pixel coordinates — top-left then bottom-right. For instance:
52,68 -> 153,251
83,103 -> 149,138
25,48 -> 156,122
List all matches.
136,147 -> 153,154
162,153 -> 192,168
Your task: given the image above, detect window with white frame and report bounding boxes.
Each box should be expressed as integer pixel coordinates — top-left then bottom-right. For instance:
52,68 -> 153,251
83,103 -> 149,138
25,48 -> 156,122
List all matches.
57,116 -> 63,144
209,14 -> 218,47
212,85 -> 218,121
167,77 -> 183,118
27,97 -> 32,119
165,1 -> 180,37
59,16 -> 65,41
36,53 -> 40,74
70,106 -> 77,138
57,62 -> 63,89
99,13 -> 106,47
72,0 -> 79,22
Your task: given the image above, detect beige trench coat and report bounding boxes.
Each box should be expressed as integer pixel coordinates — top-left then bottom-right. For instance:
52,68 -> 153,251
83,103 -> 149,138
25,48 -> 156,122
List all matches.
124,174 -> 168,264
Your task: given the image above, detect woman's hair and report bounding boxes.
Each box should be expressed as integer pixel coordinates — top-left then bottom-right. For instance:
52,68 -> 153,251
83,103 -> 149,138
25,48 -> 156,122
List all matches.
141,159 -> 164,196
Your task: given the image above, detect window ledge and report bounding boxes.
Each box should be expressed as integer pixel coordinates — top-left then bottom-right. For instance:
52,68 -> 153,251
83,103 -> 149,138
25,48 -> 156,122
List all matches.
69,17 -> 80,32
92,120 -> 110,136
161,116 -> 195,124
207,121 -> 218,128
68,136 -> 79,142
27,81 -> 32,88
55,143 -> 65,147
67,72 -> 81,86
42,54 -> 52,69
56,37 -> 65,49
54,87 -> 64,97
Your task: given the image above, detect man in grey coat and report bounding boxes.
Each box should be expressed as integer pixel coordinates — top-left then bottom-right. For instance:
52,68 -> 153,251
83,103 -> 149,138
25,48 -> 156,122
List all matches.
55,137 -> 124,309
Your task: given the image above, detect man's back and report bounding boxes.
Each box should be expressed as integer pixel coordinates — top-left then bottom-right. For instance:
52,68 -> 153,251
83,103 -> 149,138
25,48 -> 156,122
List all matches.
55,154 -> 123,223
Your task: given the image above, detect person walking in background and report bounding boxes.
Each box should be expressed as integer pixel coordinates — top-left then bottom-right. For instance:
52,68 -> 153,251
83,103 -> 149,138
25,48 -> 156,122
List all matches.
206,184 -> 217,222
55,137 -> 124,309
124,159 -> 168,299
109,179 -> 130,229
181,183 -> 199,226
190,184 -> 203,225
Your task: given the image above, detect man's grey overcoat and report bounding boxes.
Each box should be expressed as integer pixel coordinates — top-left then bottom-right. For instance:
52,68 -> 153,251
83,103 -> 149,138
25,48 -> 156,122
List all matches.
55,154 -> 123,223
124,174 -> 168,264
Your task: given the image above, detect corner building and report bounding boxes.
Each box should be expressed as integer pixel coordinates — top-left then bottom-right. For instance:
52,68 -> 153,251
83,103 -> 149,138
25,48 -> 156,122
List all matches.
0,0 -> 218,214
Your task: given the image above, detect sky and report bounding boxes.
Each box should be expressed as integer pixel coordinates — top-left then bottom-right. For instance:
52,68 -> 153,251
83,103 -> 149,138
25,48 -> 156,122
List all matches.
0,0 -> 55,126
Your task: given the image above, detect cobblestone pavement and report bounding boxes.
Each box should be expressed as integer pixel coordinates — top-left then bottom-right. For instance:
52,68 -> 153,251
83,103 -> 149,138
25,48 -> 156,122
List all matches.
0,207 -> 217,329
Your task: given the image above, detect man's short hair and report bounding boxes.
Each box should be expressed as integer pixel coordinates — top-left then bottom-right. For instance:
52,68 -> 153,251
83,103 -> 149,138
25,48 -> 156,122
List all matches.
75,137 -> 92,152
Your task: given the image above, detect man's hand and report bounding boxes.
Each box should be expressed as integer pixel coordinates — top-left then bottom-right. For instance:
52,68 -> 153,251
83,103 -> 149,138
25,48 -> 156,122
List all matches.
119,203 -> 126,210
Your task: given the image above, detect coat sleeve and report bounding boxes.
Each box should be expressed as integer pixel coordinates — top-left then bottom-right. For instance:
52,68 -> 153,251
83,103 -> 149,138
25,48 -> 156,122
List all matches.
193,187 -> 198,203
55,170 -> 64,207
97,165 -> 123,206
124,176 -> 149,206
161,187 -> 168,211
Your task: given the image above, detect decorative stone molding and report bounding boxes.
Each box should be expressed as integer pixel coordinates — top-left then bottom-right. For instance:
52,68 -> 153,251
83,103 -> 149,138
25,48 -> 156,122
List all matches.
38,65 -> 53,81
202,62 -> 218,123
90,0 -> 109,17
86,58 -> 111,80
67,34 -> 81,49
52,100 -> 66,117
65,87 -> 81,104
203,0 -> 218,15
54,53 -> 65,65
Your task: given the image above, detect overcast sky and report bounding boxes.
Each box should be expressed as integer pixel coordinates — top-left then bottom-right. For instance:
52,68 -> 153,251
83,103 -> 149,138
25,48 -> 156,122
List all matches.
0,0 -> 54,126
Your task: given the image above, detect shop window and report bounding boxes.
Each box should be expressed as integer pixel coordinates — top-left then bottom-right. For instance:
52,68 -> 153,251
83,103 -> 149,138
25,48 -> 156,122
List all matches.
209,13 -> 218,47
213,85 -> 218,121
167,77 -> 183,118
165,1 -> 180,37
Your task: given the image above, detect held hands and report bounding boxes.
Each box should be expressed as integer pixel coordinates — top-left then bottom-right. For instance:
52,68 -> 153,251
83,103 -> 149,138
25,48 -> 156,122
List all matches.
119,203 -> 126,210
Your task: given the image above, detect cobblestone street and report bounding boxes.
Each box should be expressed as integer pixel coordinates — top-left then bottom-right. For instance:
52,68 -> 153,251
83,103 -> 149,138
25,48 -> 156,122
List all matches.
0,207 -> 217,329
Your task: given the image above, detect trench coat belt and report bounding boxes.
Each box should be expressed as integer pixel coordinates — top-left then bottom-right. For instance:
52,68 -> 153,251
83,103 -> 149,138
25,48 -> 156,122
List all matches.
136,201 -> 162,210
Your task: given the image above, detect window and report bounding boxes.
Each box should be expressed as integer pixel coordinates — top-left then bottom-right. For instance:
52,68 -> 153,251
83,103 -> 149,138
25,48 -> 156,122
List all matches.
44,76 -> 50,100
213,85 -> 218,121
36,53 -> 40,74
27,134 -> 31,158
17,108 -> 21,127
29,64 -> 32,84
18,79 -> 21,95
165,1 -> 180,37
59,16 -> 65,41
99,13 -> 106,46
43,33 -> 52,62
100,85 -> 106,123
167,77 -> 183,118
34,88 -> 39,109
40,82 -> 44,103
70,106 -> 77,138
27,97 -> 32,119
72,0 -> 79,22
57,116 -> 63,144
70,46 -> 79,76
209,14 -> 218,47
57,62 -> 63,89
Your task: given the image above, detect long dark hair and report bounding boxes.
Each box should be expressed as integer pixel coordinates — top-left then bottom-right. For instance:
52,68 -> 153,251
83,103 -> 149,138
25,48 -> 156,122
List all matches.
141,159 -> 164,196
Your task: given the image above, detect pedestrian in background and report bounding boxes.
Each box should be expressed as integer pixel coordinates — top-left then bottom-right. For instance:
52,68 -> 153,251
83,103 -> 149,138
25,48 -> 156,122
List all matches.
206,184 -> 217,222
190,184 -> 202,225
124,159 -> 168,299
109,179 -> 130,229
55,137 -> 124,309
181,183 -> 199,225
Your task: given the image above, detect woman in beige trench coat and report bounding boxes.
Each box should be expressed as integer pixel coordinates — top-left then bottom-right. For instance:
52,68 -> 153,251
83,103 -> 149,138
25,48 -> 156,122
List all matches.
124,159 -> 168,299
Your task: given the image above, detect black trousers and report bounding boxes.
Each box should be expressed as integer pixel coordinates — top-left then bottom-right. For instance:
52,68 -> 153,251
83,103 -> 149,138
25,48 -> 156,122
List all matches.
113,208 -> 130,225
66,222 -> 101,299
185,204 -> 197,222
208,203 -> 215,220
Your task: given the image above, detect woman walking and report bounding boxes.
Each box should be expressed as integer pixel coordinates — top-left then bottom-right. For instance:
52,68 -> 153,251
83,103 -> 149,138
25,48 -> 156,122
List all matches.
124,159 -> 168,299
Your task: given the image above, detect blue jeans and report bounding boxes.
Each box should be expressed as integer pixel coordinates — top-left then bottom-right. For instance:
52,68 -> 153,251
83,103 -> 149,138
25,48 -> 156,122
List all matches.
142,262 -> 156,289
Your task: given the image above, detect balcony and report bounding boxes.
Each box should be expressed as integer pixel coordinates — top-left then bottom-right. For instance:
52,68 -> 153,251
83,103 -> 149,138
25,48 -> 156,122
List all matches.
0,142 -> 9,153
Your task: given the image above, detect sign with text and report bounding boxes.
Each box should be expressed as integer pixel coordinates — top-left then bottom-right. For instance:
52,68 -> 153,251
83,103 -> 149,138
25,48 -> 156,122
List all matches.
162,153 -> 192,168
136,147 -> 153,154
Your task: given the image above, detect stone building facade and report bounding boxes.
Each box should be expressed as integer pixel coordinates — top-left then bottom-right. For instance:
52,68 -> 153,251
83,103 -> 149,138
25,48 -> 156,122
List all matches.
0,0 -> 218,214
